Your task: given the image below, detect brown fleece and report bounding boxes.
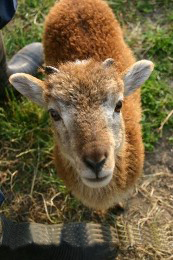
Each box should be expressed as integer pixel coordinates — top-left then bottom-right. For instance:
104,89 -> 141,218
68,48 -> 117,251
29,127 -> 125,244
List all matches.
42,0 -> 144,210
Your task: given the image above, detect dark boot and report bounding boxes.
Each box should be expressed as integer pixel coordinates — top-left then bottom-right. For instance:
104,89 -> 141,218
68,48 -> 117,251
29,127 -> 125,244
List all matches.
0,31 -> 44,98
7,42 -> 44,76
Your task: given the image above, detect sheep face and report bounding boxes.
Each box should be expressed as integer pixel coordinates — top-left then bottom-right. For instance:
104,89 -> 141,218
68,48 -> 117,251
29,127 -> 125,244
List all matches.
45,61 -> 125,188
50,101 -> 123,189
9,59 -> 154,189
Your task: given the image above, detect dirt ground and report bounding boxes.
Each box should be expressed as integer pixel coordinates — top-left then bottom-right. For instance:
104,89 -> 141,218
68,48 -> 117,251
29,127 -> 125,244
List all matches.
117,131 -> 173,259
0,131 -> 172,259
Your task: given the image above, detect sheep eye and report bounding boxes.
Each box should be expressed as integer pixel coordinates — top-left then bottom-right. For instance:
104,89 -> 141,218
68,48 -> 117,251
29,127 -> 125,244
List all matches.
49,109 -> 61,121
114,100 -> 122,113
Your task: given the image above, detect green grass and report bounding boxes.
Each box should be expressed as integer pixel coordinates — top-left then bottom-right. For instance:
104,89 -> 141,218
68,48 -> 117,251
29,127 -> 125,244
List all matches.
0,0 -> 173,223
109,0 -> 173,150
2,0 -> 172,150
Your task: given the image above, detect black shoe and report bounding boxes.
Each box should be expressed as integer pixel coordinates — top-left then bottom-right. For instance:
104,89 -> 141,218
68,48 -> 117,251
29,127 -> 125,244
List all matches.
0,31 -> 44,99
7,42 -> 43,76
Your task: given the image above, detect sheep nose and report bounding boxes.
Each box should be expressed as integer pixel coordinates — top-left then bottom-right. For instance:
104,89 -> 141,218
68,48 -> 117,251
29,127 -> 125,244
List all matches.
83,150 -> 108,175
84,157 -> 106,173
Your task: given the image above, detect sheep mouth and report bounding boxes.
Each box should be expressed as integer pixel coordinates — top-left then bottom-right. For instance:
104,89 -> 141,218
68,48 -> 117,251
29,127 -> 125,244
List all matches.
82,174 -> 112,188
84,176 -> 109,182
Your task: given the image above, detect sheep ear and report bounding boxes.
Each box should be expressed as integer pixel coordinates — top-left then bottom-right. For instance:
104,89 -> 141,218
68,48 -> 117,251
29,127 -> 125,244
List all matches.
9,73 -> 46,107
122,60 -> 154,96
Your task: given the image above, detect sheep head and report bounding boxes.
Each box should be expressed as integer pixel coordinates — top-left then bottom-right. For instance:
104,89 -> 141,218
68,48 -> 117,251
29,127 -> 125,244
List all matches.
9,59 -> 154,189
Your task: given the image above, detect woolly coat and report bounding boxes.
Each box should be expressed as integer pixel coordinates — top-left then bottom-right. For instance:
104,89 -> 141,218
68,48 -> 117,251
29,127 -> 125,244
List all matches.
43,0 -> 144,210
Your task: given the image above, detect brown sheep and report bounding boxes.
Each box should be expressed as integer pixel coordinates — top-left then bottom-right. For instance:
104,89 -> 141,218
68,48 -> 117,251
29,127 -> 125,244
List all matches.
9,0 -> 154,211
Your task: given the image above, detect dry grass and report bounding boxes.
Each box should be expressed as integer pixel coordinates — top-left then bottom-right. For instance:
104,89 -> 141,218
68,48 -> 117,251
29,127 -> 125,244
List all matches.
1,160 -> 173,259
